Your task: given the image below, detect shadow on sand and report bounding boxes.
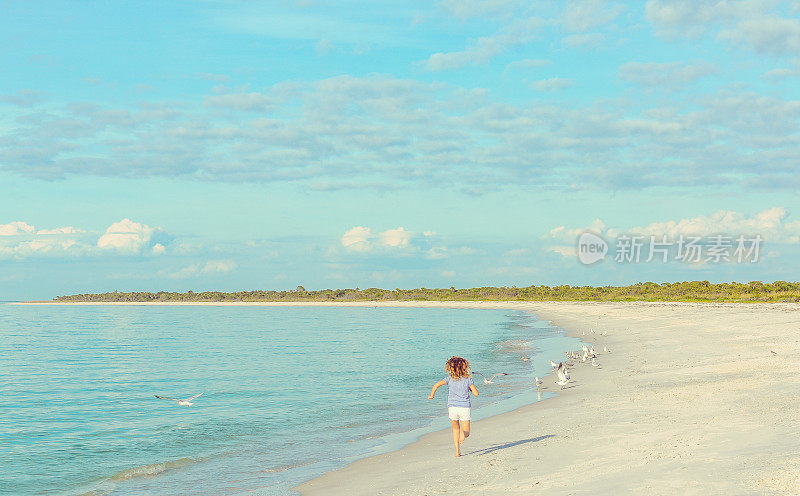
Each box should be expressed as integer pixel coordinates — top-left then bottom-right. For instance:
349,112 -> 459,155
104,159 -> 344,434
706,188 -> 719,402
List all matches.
464,434 -> 556,456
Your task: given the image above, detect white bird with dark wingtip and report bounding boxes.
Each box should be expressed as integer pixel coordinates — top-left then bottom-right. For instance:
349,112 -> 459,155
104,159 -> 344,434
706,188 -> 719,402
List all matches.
556,362 -> 570,389
604,346 -> 611,353
534,377 -> 542,389
473,372 -> 508,384
155,392 -> 204,407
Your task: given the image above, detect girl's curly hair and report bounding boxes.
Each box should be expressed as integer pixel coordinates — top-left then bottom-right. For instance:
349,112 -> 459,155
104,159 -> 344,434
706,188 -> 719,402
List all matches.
445,356 -> 471,379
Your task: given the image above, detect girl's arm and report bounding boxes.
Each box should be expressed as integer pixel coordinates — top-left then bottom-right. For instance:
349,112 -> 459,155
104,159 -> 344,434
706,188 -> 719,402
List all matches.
428,380 -> 447,399
469,384 -> 479,396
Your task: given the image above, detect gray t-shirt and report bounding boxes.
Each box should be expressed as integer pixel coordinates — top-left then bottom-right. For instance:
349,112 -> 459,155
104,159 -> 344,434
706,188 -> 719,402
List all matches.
444,375 -> 474,407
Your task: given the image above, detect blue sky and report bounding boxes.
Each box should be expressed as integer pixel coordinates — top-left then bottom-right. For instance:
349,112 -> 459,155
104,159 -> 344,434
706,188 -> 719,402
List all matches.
2,0 -> 800,299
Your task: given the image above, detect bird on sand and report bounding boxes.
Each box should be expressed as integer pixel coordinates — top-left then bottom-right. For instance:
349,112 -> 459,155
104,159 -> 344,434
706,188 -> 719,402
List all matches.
534,377 -> 542,389
556,362 -> 570,389
154,392 -> 204,407
473,372 -> 508,384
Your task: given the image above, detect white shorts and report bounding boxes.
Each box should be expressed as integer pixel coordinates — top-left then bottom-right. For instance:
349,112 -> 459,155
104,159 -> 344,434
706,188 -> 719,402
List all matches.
448,406 -> 471,421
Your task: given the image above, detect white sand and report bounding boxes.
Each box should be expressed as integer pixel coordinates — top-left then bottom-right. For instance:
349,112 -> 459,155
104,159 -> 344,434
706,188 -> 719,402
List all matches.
26,300 -> 800,494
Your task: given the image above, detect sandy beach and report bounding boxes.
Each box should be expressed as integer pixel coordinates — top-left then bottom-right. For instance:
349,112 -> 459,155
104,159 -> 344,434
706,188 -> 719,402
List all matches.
22,300 -> 800,494
281,301 -> 800,495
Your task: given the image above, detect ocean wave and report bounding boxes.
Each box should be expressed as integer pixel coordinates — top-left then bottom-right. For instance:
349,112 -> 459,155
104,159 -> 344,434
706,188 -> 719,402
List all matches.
108,457 -> 199,482
496,339 -> 535,352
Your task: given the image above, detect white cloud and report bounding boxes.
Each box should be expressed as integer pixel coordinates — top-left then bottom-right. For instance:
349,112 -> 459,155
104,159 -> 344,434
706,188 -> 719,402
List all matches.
438,0 -> 525,19
0,221 -> 35,236
204,92 -> 275,112
530,78 -> 573,91
0,221 -> 86,258
380,227 -> 412,247
763,64 -> 800,82
342,226 -> 417,251
619,61 -> 718,88
340,226 -> 461,256
37,226 -> 80,235
719,15 -> 800,54
425,17 -> 544,71
547,208 -> 800,245
613,207 -> 800,242
341,226 -> 373,251
0,218 -> 172,259
97,218 -> 162,254
504,59 -> 550,72
562,0 -> 624,32
646,0 -> 800,54
198,72 -> 230,83
1,89 -> 48,107
562,32 -> 605,47
167,260 -> 237,279
4,74 -> 800,193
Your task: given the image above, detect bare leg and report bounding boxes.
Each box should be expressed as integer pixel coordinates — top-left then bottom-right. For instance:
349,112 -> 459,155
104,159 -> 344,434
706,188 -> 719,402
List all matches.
451,420 -> 461,457
459,420 -> 470,444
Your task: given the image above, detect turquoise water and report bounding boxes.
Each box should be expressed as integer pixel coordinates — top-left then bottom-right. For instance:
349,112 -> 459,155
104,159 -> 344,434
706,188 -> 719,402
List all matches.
0,304 -> 581,495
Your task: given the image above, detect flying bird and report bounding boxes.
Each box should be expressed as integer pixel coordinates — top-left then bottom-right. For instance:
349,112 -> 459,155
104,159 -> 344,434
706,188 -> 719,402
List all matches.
154,392 -> 204,407
473,372 -> 508,384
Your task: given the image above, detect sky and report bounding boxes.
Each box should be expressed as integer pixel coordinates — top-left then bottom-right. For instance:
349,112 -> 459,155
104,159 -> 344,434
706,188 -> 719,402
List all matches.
2,0 -> 800,300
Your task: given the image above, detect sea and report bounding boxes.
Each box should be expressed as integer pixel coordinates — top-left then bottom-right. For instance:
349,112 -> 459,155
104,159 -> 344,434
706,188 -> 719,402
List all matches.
0,304 -> 582,495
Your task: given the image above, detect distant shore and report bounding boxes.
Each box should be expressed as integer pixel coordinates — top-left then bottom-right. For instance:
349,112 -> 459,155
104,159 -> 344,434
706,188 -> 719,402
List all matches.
41,281 -> 800,304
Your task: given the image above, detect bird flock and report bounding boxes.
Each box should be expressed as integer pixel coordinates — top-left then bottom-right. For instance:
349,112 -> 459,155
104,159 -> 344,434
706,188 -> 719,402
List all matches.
476,321 -> 615,392
546,324 -> 614,388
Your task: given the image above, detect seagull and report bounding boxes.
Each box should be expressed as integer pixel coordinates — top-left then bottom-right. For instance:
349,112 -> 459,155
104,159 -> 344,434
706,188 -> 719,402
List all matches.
534,377 -> 542,389
603,346 -> 611,353
473,372 -> 508,384
154,392 -> 204,407
582,344 -> 589,353
589,346 -> 596,355
549,360 -> 559,368
556,362 -> 570,389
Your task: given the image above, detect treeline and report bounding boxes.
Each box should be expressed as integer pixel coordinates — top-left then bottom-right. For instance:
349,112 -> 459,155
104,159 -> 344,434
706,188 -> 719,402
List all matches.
54,281 -> 800,303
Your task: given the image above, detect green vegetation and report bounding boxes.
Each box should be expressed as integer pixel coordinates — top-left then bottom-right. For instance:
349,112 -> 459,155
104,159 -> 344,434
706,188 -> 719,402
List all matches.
54,281 -> 800,303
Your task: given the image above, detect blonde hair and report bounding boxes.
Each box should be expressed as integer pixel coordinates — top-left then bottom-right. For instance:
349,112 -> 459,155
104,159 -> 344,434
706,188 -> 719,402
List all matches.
445,356 -> 471,379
